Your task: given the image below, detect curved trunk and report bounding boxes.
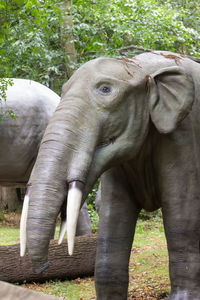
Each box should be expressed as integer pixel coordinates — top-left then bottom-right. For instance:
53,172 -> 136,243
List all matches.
25,99 -> 98,272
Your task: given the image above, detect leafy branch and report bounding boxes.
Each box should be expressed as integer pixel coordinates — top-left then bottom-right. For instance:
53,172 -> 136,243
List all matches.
0,78 -> 17,121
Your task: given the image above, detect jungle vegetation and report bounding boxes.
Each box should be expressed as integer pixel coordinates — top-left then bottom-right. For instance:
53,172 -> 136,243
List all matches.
0,0 -> 199,95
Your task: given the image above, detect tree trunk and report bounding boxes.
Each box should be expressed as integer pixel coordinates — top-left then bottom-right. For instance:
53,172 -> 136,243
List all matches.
60,0 -> 77,78
0,234 -> 97,283
0,187 -> 21,211
0,281 -> 60,300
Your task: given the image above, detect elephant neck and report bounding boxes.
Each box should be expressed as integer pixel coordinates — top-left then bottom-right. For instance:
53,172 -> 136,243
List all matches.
123,123 -> 161,211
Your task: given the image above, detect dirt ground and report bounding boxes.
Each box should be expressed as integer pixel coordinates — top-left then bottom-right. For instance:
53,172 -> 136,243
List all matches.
0,211 -> 21,227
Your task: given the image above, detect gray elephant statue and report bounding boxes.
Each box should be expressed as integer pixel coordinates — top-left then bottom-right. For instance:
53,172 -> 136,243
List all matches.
0,78 -> 60,186
21,52 -> 200,299
0,79 -> 92,247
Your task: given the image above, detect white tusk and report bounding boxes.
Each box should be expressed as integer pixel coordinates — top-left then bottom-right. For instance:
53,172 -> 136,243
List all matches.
20,186 -> 31,257
58,219 -> 67,245
67,183 -> 82,256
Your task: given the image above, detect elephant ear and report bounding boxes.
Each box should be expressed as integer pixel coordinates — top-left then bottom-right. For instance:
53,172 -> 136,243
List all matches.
147,66 -> 194,133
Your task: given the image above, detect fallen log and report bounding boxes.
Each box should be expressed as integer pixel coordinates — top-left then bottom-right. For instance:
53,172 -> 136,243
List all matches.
0,234 -> 97,283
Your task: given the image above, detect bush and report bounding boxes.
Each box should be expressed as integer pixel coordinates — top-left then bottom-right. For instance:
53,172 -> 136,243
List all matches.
0,210 -> 5,222
139,209 -> 162,220
88,204 -> 99,232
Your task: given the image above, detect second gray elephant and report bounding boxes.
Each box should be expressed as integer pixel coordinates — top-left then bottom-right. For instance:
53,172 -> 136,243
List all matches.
0,79 -> 91,238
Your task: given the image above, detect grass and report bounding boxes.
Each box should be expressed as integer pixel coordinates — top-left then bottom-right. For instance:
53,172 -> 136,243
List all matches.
0,216 -> 170,299
129,219 -> 170,299
0,227 -> 20,245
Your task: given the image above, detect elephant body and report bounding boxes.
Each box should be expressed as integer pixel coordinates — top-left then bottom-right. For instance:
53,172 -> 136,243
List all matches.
23,52 -> 200,299
0,79 -> 60,186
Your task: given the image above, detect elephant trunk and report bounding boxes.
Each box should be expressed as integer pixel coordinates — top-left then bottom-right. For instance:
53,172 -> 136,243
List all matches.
21,99 -> 98,272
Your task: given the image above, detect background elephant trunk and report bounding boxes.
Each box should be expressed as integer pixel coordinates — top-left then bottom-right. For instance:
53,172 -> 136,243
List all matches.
25,99 -> 98,272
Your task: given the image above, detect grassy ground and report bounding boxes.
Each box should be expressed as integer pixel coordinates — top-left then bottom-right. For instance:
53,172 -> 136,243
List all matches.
0,213 -> 170,299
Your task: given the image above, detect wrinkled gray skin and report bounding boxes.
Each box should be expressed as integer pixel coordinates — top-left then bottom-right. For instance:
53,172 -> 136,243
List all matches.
95,183 -> 101,214
26,52 -> 200,300
0,79 -> 91,236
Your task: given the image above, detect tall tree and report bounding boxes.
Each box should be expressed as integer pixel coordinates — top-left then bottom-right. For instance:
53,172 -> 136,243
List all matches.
60,0 -> 77,78
0,187 -> 21,211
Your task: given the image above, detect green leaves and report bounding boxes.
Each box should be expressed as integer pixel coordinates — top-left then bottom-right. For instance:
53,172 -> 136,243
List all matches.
0,0 -> 64,90
0,0 -> 65,119
0,78 -> 17,121
72,0 -> 200,61
0,0 -> 199,115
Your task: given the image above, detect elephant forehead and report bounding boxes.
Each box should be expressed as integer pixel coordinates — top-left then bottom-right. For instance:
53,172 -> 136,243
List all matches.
78,57 -> 142,81
62,57 -> 143,95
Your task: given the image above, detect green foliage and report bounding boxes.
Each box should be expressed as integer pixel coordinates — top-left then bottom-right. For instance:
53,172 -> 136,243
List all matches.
0,0 -> 65,92
139,209 -> 162,220
0,210 -> 5,222
86,182 -> 99,231
87,204 -> 99,232
72,0 -> 200,62
0,0 -> 65,119
0,78 -> 17,121
0,0 -> 199,95
86,182 -> 98,207
0,78 -> 13,104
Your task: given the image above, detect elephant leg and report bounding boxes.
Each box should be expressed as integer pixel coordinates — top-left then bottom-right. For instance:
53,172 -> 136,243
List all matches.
161,173 -> 200,298
95,182 -> 101,215
163,204 -> 200,300
95,167 -> 140,300
156,127 -> 200,300
163,208 -> 200,300
50,220 -> 56,239
76,201 -> 92,236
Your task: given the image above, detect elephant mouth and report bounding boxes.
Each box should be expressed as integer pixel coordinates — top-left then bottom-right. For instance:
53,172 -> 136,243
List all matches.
97,136 -> 116,148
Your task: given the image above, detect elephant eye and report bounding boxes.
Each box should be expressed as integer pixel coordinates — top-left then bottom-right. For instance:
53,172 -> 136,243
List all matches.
98,85 -> 112,96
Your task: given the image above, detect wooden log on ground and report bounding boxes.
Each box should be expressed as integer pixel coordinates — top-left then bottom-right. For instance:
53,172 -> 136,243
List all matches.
0,234 -> 97,283
0,281 -> 60,300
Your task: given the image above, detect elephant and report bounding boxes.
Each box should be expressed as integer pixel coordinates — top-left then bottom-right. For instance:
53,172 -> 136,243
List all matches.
0,78 -> 60,185
0,79 -> 92,244
20,51 -> 200,299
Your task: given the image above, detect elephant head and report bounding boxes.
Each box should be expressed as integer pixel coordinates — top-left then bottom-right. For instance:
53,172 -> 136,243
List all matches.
20,55 -> 194,272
